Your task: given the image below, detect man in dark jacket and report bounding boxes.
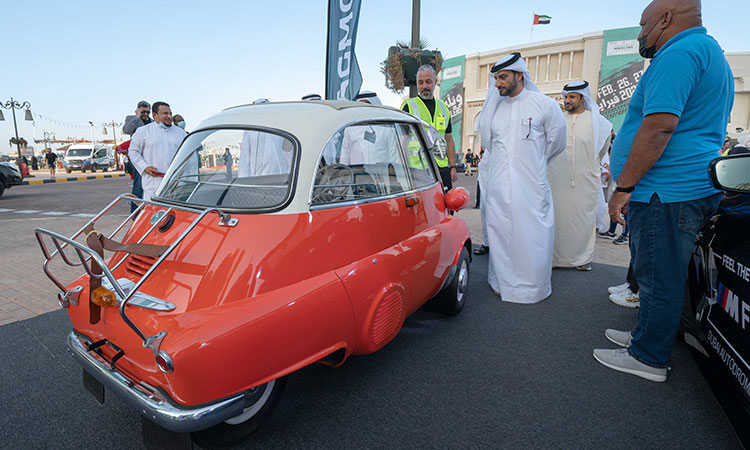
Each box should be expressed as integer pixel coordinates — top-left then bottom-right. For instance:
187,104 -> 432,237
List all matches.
122,101 -> 151,212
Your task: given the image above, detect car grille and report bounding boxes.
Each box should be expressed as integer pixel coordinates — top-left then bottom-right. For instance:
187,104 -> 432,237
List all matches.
370,290 -> 403,347
125,254 -> 157,277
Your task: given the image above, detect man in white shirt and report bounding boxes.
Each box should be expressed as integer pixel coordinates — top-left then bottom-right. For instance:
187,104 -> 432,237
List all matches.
476,52 -> 567,304
128,101 -> 186,201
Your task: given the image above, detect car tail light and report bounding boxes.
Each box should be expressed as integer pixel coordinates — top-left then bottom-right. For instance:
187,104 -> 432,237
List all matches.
156,351 -> 173,373
91,286 -> 117,307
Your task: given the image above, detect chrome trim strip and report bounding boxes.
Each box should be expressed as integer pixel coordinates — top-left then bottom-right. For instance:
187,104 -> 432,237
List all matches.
67,331 -> 244,433
309,182 -> 440,211
101,278 -> 176,311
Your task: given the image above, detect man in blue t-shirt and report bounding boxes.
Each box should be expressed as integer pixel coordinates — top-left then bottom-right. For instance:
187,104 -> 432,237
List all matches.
593,0 -> 734,382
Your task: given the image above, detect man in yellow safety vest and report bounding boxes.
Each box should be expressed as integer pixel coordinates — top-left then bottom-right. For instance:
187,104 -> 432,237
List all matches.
402,64 -> 458,189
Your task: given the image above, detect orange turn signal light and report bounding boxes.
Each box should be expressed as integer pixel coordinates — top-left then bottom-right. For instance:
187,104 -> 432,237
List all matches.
91,286 -> 117,308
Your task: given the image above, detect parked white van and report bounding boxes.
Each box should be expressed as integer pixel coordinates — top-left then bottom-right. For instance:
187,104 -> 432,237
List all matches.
63,144 -> 113,173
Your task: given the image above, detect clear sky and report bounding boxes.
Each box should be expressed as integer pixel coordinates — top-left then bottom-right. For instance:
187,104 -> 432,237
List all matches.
2,0 -> 748,154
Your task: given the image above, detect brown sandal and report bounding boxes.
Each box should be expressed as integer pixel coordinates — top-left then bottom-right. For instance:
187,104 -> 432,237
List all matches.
473,245 -> 489,255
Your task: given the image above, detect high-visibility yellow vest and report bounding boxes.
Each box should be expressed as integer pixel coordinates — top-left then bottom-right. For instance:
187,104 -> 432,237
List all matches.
402,97 -> 450,168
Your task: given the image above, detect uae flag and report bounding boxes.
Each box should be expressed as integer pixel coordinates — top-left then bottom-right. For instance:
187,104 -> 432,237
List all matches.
533,14 -> 551,25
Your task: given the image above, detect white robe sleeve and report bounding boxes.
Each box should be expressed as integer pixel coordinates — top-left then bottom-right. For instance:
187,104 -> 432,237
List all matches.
543,99 -> 567,164
128,126 -> 149,175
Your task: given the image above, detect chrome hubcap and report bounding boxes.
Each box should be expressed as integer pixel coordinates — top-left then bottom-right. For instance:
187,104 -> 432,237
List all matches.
456,260 -> 469,303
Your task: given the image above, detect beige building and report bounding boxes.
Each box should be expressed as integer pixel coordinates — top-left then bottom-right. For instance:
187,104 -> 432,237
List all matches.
457,32 -> 750,153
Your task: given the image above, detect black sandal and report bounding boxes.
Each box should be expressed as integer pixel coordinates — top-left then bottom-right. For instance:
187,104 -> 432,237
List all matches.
473,245 -> 489,255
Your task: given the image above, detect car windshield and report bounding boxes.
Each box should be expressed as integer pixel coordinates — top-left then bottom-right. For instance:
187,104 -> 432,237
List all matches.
157,128 -> 297,210
67,148 -> 92,157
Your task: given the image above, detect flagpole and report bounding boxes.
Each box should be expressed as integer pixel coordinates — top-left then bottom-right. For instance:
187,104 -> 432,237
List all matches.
530,11 -> 534,42
324,0 -> 332,99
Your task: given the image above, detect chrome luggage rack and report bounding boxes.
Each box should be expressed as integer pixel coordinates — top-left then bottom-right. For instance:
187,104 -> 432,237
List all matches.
35,194 -> 232,353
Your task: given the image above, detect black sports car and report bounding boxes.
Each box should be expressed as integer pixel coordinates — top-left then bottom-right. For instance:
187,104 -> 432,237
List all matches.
683,153 -> 750,447
0,161 -> 23,198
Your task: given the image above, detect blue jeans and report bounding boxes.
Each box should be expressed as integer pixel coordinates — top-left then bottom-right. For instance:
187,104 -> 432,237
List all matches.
130,168 -> 143,213
627,193 -> 721,368
608,219 -> 628,236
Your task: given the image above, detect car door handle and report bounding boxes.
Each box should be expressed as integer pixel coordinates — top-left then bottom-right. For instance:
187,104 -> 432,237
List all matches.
405,196 -> 420,207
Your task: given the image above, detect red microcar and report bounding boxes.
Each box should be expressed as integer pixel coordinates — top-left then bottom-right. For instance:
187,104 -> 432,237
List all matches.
36,100 -> 472,449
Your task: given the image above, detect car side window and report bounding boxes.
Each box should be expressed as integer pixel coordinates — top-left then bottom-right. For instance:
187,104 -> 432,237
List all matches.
313,123 -> 410,205
394,123 -> 439,188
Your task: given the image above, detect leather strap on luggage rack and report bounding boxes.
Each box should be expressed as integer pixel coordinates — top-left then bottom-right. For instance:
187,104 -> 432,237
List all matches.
83,224 -> 168,324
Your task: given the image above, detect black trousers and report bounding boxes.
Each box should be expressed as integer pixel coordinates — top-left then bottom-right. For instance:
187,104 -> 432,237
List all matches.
438,166 -> 453,191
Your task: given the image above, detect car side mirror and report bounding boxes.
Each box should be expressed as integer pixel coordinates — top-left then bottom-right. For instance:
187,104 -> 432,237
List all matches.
710,154 -> 750,194
431,138 -> 447,161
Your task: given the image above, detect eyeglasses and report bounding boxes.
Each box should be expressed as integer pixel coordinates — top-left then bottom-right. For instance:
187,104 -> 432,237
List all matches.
140,110 -> 151,114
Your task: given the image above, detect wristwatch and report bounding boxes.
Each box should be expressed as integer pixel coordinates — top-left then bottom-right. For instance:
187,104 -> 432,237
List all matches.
615,185 -> 635,193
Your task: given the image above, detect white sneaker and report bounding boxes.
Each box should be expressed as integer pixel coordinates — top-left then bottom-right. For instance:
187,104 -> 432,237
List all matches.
593,348 -> 667,382
607,282 -> 630,294
609,289 -> 640,308
605,329 -> 632,348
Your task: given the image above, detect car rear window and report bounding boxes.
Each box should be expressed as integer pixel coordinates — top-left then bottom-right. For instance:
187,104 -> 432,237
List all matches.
157,128 -> 297,211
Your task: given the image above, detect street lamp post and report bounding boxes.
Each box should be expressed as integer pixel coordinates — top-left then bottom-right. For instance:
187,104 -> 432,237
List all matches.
43,130 -> 56,153
88,121 -> 95,147
101,120 -> 123,148
409,0 -> 421,98
0,97 -> 33,160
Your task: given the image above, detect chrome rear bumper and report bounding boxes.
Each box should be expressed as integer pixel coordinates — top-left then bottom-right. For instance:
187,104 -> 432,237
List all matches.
67,331 -> 245,433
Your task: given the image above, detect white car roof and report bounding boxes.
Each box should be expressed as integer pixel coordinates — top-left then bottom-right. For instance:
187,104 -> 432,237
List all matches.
192,101 -> 425,214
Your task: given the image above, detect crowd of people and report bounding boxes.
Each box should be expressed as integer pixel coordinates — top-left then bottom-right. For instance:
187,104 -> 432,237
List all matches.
469,0 -> 736,384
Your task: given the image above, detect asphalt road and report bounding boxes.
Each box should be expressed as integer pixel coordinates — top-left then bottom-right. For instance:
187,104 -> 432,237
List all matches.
0,176 -> 743,449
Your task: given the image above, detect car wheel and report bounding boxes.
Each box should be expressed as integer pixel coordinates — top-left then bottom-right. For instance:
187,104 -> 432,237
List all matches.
192,377 -> 287,450
81,168 -> 86,173
103,167 -> 108,172
65,168 -> 72,174
425,247 -> 469,316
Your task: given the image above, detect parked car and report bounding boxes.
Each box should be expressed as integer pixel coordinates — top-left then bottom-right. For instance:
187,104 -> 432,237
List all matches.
682,153 -> 750,445
63,144 -> 112,173
35,101 -> 472,449
0,161 -> 23,198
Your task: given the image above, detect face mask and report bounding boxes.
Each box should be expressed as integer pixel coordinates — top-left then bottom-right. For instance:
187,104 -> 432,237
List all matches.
159,122 -> 170,129
176,121 -> 186,129
638,18 -> 664,59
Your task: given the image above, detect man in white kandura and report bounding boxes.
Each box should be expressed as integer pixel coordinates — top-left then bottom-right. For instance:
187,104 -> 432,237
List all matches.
548,80 -> 613,271
476,52 -> 566,304
238,98 -> 292,177
340,91 -> 398,165
128,101 -> 187,201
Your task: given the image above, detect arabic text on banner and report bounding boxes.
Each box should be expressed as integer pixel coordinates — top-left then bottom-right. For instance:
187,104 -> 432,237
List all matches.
440,55 -> 466,157
597,27 -> 644,132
